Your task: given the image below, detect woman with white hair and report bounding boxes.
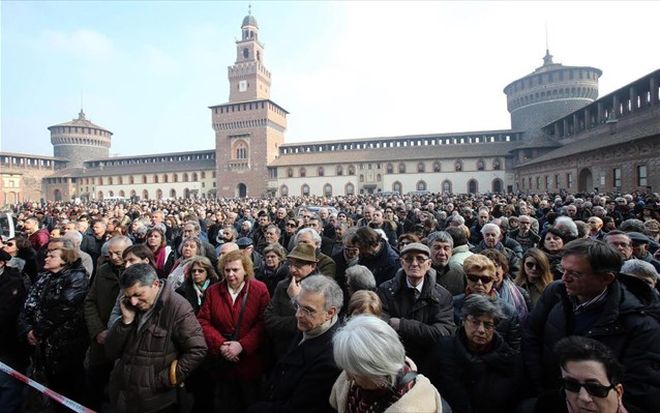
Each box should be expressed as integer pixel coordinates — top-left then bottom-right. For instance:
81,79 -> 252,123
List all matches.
329,315 -> 444,413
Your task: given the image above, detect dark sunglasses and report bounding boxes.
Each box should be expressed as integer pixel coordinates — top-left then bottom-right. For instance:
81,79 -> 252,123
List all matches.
524,261 -> 538,269
467,274 -> 493,284
5,242 -> 15,247
561,377 -> 616,398
287,222 -> 297,227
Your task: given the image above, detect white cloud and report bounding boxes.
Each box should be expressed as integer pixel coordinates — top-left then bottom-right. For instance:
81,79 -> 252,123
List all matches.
43,29 -> 114,59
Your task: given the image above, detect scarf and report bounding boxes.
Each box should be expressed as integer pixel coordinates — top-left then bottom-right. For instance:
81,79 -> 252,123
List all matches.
346,365 -> 414,413
154,246 -> 167,274
192,279 -> 210,306
498,279 -> 528,321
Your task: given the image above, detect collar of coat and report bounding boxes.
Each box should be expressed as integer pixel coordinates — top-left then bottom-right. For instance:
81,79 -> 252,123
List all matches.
387,268 -> 439,301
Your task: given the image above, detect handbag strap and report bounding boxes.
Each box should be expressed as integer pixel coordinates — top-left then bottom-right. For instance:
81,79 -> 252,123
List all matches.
232,281 -> 250,339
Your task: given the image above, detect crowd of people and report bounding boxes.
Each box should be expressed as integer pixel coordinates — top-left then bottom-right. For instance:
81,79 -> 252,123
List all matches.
0,190 -> 659,413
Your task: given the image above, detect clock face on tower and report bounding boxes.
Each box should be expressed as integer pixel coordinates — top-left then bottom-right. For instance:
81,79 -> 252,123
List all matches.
239,80 -> 247,92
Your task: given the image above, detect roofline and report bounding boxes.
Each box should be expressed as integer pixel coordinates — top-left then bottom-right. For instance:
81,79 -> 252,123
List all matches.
503,65 -> 603,93
280,129 -> 524,147
0,151 -> 68,161
85,149 -> 216,162
208,99 -> 289,114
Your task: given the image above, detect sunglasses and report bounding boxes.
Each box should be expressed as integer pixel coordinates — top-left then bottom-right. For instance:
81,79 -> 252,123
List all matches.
191,268 -> 206,274
467,274 -> 493,284
561,377 -> 616,398
5,242 -> 15,247
287,223 -> 297,227
524,261 -> 538,269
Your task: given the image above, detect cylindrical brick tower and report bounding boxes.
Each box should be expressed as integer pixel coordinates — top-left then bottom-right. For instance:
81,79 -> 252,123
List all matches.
504,50 -> 602,137
49,110 -> 112,168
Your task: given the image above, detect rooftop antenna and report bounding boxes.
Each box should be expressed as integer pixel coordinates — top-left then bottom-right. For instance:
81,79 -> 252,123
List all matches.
542,22 -> 554,66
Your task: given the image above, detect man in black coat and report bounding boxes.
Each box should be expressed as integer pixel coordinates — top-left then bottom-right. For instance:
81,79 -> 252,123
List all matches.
249,275 -> 343,413
523,239 -> 660,413
0,250 -> 29,411
378,242 -> 456,365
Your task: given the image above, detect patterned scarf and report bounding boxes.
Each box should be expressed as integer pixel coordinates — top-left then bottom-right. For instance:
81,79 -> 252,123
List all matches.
345,365 -> 414,413
192,279 -> 210,306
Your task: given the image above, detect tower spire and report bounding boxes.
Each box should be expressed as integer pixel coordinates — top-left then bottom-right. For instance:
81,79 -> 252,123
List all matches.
542,23 -> 554,66
79,90 -> 86,120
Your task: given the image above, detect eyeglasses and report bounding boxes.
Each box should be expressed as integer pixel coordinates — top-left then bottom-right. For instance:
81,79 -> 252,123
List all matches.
5,242 -> 15,247
465,315 -> 496,331
561,377 -> 616,398
191,268 -> 206,274
402,256 -> 429,264
524,261 -> 538,270
557,266 -> 589,279
292,300 -> 317,317
287,223 -> 297,227
467,274 -> 493,284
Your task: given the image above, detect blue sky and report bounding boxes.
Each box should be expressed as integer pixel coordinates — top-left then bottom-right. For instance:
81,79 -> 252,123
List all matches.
2,1 -> 659,157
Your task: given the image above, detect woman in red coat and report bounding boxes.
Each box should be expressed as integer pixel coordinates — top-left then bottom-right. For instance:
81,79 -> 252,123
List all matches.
197,249 -> 271,412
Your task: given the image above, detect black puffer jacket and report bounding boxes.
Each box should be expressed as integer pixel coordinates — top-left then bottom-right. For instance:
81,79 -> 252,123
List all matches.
0,266 -> 29,371
17,259 -> 89,376
359,239 -> 400,285
424,329 -> 526,413
377,268 -> 456,364
523,276 -> 660,413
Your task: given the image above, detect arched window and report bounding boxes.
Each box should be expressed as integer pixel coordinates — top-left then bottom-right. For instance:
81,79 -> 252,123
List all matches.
393,181 -> 402,194
416,181 -> 427,191
493,159 -> 501,170
433,161 -> 441,172
323,184 -> 332,197
359,175 -> 364,183
108,190 -> 114,197
318,167 -> 324,177
192,172 -> 198,181
348,165 -> 356,175
119,190 -> 125,197
467,179 -> 478,194
170,189 -> 176,198
301,184 -> 310,196
108,177 -> 113,185
142,175 -> 147,184
336,165 -> 343,176
162,174 -> 168,183
287,168 -> 293,178
345,183 -> 355,195
156,189 -> 163,200
417,162 -> 425,173
492,178 -> 503,193
99,177 -> 104,185
153,175 -> 159,183
299,168 -> 306,177
129,176 -> 135,184
183,173 -> 189,182
477,159 -> 485,171
142,189 -> 149,199
280,185 -> 289,197
234,141 -> 248,160
442,180 -> 452,194
173,174 -> 178,183
243,48 -> 249,59
455,160 -> 463,171
386,163 -> 394,174
398,163 -> 406,173
118,176 -> 123,185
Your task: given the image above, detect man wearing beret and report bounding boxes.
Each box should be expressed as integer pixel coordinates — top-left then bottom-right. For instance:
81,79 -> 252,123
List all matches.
377,242 -> 456,365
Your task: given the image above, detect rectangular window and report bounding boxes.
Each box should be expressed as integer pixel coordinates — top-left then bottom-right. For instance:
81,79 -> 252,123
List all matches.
536,177 -> 540,189
637,165 -> 647,187
567,173 -> 573,188
554,174 -> 560,189
613,168 -> 621,188
545,176 -> 549,189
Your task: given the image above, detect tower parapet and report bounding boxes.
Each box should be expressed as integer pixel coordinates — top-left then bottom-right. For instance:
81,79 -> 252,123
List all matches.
49,110 -> 112,168
504,50 -> 602,137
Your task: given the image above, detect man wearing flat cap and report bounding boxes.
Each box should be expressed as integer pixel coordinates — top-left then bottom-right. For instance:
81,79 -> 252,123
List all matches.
264,243 -> 320,359
628,232 -> 660,273
377,242 -> 456,364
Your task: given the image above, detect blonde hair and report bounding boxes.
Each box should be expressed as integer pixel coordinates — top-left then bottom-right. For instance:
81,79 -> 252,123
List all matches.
347,290 -> 382,317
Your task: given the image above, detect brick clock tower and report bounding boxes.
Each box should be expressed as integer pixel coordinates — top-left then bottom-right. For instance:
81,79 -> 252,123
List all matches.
211,12 -> 287,198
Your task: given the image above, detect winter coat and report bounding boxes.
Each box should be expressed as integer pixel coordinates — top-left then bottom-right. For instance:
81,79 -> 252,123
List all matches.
264,276 -> 302,359
432,261 -> 467,296
105,280 -> 207,413
452,292 -> 521,350
84,261 -> 123,366
359,239 -> 401,285
522,277 -> 660,413
81,233 -> 106,271
471,241 -> 522,277
0,266 -> 29,371
247,322 -> 341,413
425,330 -> 525,413
448,244 -> 473,267
510,229 -> 541,252
17,259 -> 89,377
330,371 -> 443,413
197,279 -> 270,381
378,268 -> 456,364
175,277 -> 216,314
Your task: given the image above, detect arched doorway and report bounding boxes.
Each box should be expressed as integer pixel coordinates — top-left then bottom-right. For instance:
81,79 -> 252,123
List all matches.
467,179 -> 478,194
578,168 -> 593,192
170,189 -> 176,199
184,188 -> 190,199
54,189 -> 62,201
492,178 -> 503,193
236,183 -> 247,198
142,189 -> 149,200
97,191 -> 104,200
156,189 -> 163,200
